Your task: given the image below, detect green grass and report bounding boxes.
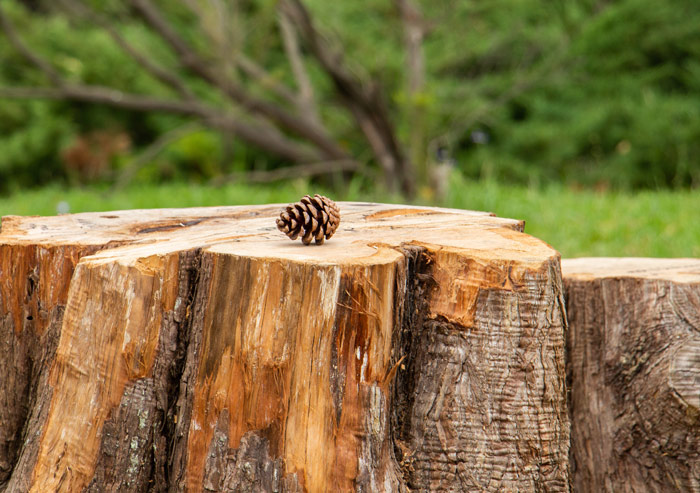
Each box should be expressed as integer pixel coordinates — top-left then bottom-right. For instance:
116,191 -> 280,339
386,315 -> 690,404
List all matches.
444,176 -> 700,258
1,177 -> 698,258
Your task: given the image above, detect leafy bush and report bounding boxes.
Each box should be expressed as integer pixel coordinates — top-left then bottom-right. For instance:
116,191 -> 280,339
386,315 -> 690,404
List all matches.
447,0 -> 700,188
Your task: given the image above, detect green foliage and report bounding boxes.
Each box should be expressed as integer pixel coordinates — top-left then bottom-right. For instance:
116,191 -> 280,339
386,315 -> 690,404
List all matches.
163,130 -> 224,181
302,0 -> 700,189
447,0 -> 700,188
0,100 -> 76,193
0,0 -> 698,191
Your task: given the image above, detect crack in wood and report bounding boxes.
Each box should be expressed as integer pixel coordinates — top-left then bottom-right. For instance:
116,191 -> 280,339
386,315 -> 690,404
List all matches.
1,205 -> 570,492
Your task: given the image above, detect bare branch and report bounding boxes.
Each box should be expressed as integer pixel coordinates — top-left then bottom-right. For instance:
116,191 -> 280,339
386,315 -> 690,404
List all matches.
129,0 -> 196,66
236,55 -> 298,106
278,9 -> 319,123
0,86 -> 66,100
0,85 -> 322,164
55,0 -> 195,100
0,5 -> 63,85
0,85 -> 202,113
128,0 -> 348,161
180,0 -> 299,106
182,0 -> 235,75
394,0 -> 426,96
281,0 -> 414,196
394,0 -> 428,184
212,159 -> 361,185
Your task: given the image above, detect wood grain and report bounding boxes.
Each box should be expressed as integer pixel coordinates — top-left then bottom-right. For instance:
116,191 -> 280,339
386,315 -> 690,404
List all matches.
563,258 -> 700,493
1,203 -> 570,492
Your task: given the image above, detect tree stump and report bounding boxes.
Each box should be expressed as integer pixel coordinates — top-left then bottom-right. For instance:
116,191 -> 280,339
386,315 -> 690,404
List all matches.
1,203 -> 570,492
563,258 -> 700,493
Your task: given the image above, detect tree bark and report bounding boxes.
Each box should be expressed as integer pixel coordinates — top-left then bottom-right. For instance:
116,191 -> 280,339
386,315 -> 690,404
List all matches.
0,203 -> 570,492
562,258 -> 700,493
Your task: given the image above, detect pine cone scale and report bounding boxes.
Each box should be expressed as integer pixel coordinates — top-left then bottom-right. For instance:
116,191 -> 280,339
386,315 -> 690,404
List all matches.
276,195 -> 340,245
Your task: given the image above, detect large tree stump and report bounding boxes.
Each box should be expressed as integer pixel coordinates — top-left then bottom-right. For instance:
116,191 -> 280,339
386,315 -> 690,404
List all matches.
563,258 -> 700,493
1,203 -> 570,492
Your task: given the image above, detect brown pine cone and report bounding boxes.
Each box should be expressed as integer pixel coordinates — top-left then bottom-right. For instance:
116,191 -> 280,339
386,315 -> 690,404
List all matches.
276,194 -> 340,245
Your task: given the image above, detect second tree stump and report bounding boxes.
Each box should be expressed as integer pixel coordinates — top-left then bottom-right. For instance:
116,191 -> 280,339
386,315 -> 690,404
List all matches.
563,258 -> 700,493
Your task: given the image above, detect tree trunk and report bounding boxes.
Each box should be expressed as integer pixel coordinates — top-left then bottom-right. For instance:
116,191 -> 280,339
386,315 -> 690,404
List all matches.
0,203 -> 570,492
562,258 -> 700,493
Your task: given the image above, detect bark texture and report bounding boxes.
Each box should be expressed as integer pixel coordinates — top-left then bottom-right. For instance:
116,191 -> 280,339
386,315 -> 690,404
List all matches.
0,204 -> 570,492
563,258 -> 700,493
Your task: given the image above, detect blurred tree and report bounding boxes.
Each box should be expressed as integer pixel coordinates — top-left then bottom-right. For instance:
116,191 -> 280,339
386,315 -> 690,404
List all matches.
0,0 -> 416,195
0,0 -> 698,193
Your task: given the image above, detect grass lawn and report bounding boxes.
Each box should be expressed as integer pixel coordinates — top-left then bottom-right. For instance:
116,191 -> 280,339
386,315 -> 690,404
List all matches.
1,177 -> 697,258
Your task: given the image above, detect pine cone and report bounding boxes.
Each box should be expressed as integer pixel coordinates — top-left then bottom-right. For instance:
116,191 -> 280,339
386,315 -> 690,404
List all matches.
276,194 -> 340,245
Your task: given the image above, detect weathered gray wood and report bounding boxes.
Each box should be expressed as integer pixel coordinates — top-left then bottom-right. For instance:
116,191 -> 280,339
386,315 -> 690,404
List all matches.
563,258 -> 700,493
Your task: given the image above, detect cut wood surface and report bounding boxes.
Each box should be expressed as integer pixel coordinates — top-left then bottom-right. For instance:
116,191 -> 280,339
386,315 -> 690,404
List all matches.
1,203 -> 570,492
562,258 -> 700,493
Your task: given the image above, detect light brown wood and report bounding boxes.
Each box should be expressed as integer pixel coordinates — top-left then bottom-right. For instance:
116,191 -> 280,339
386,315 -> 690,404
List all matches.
1,203 -> 570,492
562,258 -> 700,493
